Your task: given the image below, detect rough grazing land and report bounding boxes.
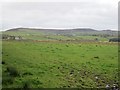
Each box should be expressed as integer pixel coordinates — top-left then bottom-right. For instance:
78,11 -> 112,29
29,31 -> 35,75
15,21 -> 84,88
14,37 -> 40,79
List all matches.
2,40 -> 119,88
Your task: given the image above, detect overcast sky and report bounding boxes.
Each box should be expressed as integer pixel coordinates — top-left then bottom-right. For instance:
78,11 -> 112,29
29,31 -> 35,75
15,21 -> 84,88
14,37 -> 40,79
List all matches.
1,0 -> 119,31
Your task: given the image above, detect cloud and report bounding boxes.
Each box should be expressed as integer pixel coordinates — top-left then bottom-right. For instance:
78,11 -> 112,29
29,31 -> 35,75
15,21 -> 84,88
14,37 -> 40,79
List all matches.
1,0 -> 119,30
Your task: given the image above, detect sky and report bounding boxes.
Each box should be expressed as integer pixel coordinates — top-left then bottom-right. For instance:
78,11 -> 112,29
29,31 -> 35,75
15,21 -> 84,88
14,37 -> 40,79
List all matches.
0,0 -> 119,31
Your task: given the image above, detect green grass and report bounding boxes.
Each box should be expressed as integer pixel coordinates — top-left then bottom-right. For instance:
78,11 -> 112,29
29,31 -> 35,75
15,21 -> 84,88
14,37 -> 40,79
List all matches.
3,30 -> 117,41
2,40 -> 119,88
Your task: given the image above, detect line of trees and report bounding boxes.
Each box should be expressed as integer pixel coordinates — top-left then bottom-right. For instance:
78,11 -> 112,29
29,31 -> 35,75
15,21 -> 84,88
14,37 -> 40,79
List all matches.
109,38 -> 120,42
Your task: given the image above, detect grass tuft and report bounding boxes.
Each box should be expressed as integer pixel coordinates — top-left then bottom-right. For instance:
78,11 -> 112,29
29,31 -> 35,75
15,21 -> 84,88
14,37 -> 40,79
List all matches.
7,66 -> 20,77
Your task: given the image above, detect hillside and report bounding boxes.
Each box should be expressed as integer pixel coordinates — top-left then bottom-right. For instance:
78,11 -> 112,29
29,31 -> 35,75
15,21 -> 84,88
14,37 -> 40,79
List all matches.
5,28 -> 118,36
2,27 -> 118,42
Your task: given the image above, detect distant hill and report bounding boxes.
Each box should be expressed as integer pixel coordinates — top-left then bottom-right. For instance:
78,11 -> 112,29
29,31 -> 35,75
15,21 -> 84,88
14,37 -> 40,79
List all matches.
4,27 -> 118,37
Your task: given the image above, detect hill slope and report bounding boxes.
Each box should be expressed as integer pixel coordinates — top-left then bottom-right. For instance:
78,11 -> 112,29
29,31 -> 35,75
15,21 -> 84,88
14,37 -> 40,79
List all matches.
4,28 -> 118,36
2,28 -> 118,41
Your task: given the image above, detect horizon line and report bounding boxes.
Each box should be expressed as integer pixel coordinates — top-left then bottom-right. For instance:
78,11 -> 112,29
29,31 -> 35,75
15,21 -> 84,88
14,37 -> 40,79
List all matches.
0,27 -> 119,31
1,27 -> 118,31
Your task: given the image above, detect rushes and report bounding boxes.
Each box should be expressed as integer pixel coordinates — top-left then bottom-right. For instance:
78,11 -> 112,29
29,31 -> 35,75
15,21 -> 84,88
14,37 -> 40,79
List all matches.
7,66 -> 20,77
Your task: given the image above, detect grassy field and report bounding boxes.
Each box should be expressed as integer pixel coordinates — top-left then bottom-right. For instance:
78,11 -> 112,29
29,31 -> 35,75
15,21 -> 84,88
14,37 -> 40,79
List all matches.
2,40 -> 119,88
2,30 -> 117,41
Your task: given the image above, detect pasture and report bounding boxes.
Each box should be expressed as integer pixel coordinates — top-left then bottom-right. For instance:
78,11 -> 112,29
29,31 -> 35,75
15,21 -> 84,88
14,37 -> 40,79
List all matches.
2,40 -> 119,88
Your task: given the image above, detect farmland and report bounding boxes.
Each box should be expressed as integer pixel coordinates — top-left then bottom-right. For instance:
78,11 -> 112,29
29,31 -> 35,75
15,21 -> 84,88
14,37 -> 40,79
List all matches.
2,40 -> 119,88
1,28 -> 119,89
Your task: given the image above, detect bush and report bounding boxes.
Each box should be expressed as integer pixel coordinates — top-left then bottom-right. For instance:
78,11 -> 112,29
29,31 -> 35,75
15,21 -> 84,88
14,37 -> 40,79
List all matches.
109,38 -> 120,42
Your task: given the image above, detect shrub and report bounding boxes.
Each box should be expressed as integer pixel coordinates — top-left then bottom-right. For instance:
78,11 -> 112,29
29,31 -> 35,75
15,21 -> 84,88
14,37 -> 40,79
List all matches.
109,38 -> 120,42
